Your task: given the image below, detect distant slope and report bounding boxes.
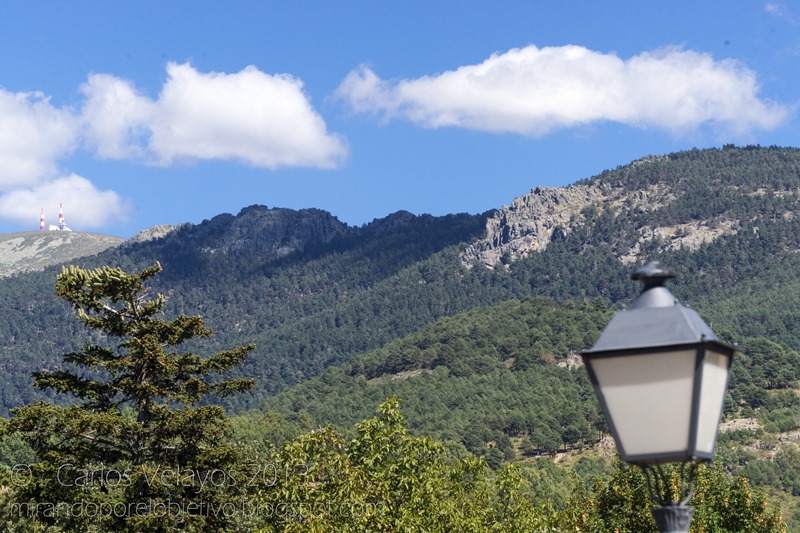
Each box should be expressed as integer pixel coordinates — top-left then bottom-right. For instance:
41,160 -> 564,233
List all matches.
0,232 -> 124,277
259,294 -> 800,454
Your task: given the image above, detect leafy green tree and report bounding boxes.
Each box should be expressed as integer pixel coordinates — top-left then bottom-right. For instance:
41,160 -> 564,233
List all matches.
257,397 -> 552,532
556,461 -> 786,532
1,263 -> 254,532
691,464 -> 786,532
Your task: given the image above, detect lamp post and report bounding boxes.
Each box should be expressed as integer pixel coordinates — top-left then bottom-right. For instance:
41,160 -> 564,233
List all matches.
581,261 -> 736,533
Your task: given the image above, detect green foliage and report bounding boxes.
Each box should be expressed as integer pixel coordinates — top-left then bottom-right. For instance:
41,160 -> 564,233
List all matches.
1,263 -> 255,531
691,464 -> 786,532
0,432 -> 35,468
229,411 -> 304,460
251,399 -> 786,532
558,461 -> 786,532
256,397 -> 553,532
727,339 -> 800,413
733,444 -> 800,498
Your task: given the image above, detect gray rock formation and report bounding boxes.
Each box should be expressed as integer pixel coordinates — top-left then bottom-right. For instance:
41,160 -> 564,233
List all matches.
149,205 -> 353,259
203,205 -> 351,257
460,172 -> 729,269
461,184 -> 609,268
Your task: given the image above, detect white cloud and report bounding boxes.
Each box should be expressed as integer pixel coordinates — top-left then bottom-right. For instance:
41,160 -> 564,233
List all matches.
80,74 -> 155,159
82,63 -> 348,168
0,89 -> 78,191
766,2 -> 782,15
335,45 -> 790,137
0,63 -> 346,229
0,174 -> 130,229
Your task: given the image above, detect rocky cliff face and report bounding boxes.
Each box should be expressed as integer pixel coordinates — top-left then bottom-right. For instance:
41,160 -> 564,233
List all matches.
219,206 -> 350,256
460,153 -> 756,269
0,232 -> 125,277
461,185 -> 609,268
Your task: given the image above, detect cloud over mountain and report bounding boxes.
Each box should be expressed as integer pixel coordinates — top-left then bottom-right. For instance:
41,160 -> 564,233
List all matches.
336,45 -> 790,137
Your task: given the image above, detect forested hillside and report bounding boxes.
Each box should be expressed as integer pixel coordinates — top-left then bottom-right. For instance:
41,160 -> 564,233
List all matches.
3,146 -> 800,414
3,145 -> 800,529
0,208 -> 488,413
250,292 -> 800,526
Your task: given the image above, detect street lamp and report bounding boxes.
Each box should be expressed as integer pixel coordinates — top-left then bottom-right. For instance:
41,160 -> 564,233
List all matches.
581,261 -> 737,533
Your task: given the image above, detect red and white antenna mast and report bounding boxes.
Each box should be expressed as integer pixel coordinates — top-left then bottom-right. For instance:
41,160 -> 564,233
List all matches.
40,208 -> 45,231
58,202 -> 65,231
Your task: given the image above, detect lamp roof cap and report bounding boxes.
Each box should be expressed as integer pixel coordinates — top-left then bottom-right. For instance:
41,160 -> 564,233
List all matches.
584,261 -> 736,354
631,261 -> 675,288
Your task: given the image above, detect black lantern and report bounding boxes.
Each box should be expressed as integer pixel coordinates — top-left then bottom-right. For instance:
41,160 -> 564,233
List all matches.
581,261 -> 736,532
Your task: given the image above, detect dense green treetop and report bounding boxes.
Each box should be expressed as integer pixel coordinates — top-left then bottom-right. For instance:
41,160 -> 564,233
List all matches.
255,398 -> 786,532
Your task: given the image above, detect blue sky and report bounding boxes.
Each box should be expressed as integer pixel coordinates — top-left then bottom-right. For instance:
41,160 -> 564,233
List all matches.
0,1 -> 798,237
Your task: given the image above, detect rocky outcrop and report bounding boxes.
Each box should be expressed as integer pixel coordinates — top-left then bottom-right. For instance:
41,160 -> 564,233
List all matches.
126,224 -> 187,245
125,208 -> 434,263
223,206 -> 350,256
720,418 -> 760,433
619,219 -> 739,265
0,232 -> 124,277
461,185 -> 609,268
460,176 -> 733,269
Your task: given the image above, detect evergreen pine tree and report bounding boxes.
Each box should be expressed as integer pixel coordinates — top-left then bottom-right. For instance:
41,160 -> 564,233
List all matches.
2,263 -> 254,532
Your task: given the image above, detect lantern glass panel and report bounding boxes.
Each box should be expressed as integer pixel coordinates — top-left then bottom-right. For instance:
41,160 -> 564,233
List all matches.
591,349 -> 696,458
695,350 -> 730,455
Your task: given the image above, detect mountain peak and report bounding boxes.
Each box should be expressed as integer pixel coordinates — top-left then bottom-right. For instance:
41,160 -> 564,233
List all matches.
151,205 -> 351,258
